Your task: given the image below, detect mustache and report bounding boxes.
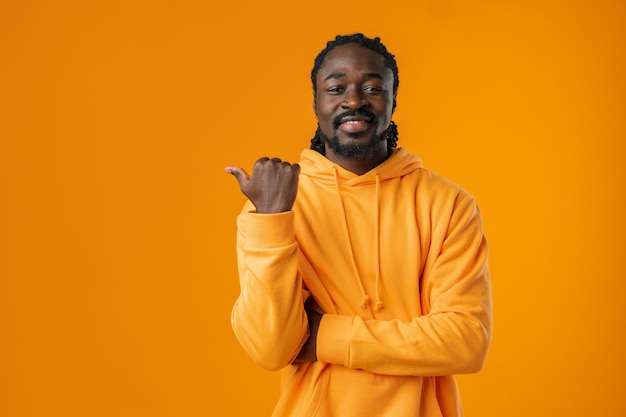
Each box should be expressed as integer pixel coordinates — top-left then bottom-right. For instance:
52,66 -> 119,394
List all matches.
332,109 -> 378,130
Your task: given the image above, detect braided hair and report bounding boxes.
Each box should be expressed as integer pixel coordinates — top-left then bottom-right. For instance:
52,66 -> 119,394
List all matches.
310,34 -> 400,155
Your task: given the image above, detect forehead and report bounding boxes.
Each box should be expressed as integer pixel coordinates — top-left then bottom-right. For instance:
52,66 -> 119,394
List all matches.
317,43 -> 393,82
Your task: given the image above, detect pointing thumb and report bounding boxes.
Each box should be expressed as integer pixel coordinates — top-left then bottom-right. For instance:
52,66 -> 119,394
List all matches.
224,166 -> 250,187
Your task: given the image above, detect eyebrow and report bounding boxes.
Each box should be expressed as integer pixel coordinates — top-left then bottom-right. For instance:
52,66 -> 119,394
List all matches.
324,72 -> 384,81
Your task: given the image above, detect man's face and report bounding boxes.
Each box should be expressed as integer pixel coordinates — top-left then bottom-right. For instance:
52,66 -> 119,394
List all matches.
314,43 -> 396,159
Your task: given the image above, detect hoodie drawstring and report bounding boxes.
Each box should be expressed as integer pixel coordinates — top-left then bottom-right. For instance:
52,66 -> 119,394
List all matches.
373,173 -> 384,312
331,166 -> 383,312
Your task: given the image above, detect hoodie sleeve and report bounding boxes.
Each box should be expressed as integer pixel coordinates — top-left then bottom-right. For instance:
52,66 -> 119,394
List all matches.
316,192 -> 492,377
230,202 -> 309,371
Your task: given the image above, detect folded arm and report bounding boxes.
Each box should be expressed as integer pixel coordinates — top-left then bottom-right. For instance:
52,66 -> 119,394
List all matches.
314,193 -> 492,376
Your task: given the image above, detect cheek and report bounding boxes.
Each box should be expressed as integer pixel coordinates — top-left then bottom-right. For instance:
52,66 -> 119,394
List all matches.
376,102 -> 392,121
376,109 -> 394,134
316,105 -> 335,127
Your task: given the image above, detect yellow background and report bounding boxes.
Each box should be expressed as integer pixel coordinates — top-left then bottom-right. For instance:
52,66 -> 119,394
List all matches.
1,0 -> 624,416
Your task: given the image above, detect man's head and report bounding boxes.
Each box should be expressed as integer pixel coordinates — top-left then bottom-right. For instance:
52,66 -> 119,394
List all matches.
310,34 -> 400,159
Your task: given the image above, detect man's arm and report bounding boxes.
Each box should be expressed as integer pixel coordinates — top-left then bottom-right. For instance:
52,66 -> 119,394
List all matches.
300,193 -> 492,376
227,158 -> 309,371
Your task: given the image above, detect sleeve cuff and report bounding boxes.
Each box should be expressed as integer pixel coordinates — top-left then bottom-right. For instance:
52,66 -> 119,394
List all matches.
239,210 -> 295,248
316,314 -> 354,367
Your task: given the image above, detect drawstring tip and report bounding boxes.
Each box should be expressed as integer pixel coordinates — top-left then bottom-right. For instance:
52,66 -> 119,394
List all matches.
359,296 -> 384,311
360,295 -> 370,309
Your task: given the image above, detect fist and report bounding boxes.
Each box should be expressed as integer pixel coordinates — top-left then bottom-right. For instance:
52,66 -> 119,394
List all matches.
225,157 -> 300,214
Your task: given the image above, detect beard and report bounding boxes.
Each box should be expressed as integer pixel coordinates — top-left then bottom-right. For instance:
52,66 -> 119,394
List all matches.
319,110 -> 387,160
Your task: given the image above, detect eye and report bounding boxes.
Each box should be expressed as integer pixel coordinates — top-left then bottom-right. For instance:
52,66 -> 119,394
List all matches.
326,86 -> 345,94
363,86 -> 384,94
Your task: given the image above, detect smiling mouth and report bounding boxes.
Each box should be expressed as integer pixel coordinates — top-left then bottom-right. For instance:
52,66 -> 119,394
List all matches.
339,119 -> 372,134
333,110 -> 377,133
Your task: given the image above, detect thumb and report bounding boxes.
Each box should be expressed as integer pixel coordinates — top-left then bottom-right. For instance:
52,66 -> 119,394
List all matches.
224,166 -> 250,187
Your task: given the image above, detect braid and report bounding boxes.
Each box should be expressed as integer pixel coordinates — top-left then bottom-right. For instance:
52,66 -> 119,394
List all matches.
310,127 -> 325,154
310,120 -> 399,155
385,120 -> 399,149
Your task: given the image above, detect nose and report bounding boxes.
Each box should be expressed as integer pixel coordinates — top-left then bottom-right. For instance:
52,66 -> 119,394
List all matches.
342,89 -> 367,109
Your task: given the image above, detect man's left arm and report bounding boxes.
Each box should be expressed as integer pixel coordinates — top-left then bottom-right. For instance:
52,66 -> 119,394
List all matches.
303,194 -> 492,376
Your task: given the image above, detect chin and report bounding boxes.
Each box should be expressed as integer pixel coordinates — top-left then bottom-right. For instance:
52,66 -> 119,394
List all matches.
325,131 -> 386,159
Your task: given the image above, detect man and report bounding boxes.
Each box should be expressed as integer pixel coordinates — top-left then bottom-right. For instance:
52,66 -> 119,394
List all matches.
225,33 -> 492,417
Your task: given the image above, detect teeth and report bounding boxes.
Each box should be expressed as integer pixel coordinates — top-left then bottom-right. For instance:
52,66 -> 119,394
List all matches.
343,120 -> 366,124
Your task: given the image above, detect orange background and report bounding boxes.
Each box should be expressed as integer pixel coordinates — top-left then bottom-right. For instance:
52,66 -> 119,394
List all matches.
1,1 -> 624,416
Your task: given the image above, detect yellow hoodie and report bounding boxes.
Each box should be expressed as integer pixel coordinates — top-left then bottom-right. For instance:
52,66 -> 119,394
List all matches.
231,147 -> 492,417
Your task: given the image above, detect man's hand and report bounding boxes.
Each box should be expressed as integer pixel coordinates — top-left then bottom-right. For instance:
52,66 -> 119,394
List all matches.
225,157 -> 300,214
294,308 -> 323,363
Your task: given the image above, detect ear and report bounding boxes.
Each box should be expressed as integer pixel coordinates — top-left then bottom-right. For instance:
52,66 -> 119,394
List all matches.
392,92 -> 398,114
312,98 -> 318,116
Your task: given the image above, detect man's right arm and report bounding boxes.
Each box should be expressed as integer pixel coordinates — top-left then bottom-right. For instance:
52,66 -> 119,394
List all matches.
231,207 -> 309,371
226,157 -> 308,371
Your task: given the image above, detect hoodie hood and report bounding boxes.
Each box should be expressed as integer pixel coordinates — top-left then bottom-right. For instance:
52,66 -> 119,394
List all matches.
299,147 -> 423,186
